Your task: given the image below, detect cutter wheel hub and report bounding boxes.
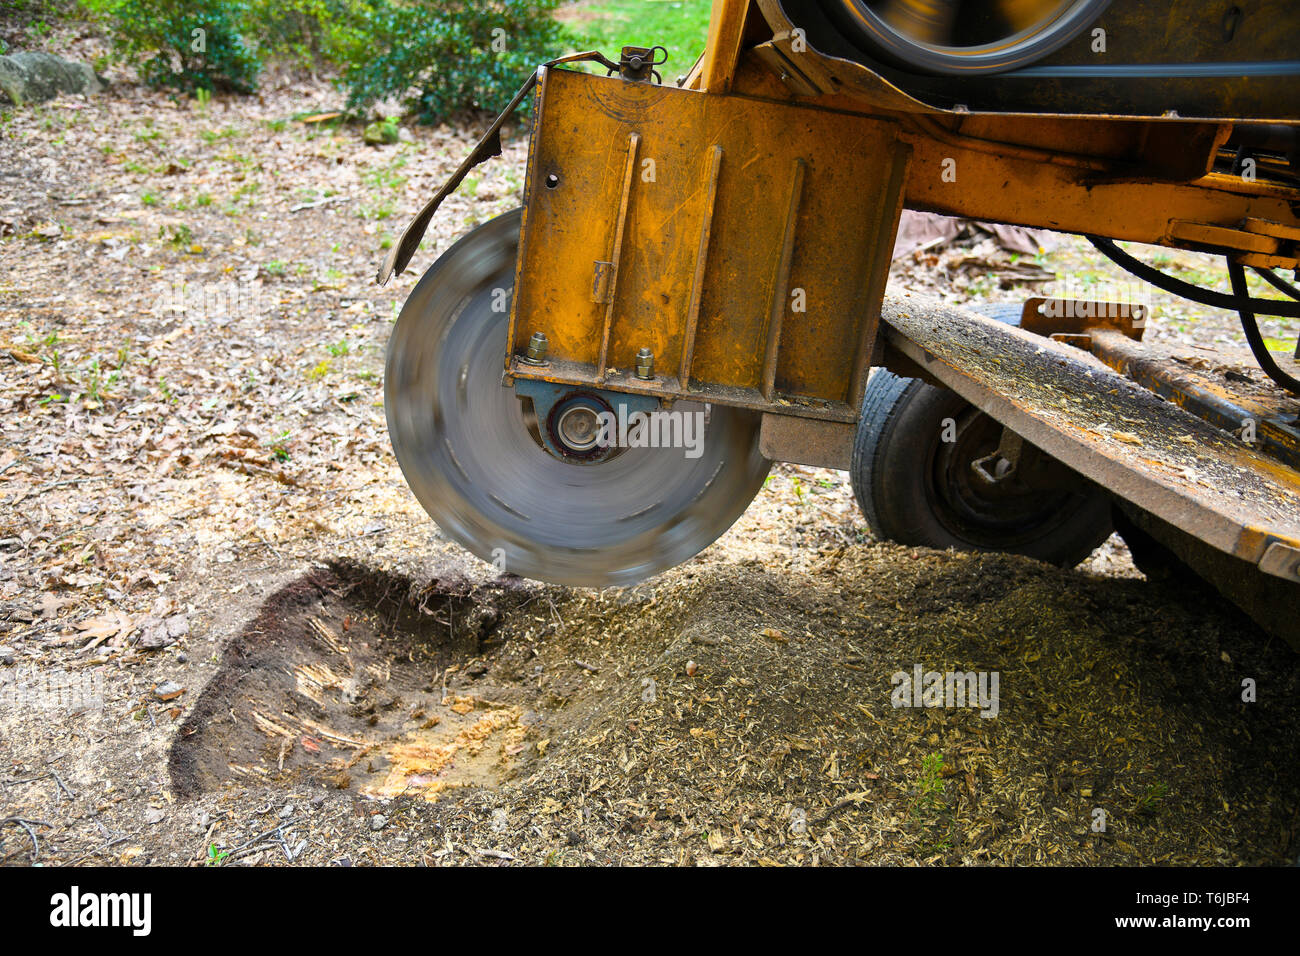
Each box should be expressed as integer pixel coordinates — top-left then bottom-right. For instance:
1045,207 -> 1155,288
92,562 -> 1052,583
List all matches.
385,210 -> 772,588
512,379 -> 662,466
555,400 -> 603,454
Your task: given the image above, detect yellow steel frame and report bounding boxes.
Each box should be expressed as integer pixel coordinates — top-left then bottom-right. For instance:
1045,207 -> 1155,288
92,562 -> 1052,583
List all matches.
507,65 -> 907,420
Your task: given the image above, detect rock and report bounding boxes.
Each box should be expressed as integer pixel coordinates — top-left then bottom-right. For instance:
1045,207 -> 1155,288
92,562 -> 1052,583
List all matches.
369,814 -> 387,831
137,618 -> 173,650
143,807 -> 166,825
138,612 -> 188,650
153,680 -> 184,701
340,678 -> 360,704
0,52 -> 103,107
362,120 -> 399,146
0,646 -> 14,665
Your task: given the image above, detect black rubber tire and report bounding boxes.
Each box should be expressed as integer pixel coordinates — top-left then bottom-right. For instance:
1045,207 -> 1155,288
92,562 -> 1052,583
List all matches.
850,368 -> 1112,567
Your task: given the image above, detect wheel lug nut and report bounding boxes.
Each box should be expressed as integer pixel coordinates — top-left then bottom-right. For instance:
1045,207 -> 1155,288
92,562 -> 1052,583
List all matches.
523,331 -> 549,365
634,347 -> 655,380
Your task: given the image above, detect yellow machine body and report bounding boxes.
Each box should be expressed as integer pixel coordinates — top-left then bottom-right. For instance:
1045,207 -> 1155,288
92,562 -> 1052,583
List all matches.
507,66 -> 907,422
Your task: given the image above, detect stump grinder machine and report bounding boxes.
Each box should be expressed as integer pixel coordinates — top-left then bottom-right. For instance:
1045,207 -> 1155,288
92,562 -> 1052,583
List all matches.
379,0 -> 1300,645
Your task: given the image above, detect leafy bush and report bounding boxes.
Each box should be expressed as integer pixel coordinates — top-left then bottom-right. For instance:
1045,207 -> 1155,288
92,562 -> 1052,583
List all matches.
247,0 -> 371,72
78,0 -> 568,120
342,0 -> 569,123
81,0 -> 261,92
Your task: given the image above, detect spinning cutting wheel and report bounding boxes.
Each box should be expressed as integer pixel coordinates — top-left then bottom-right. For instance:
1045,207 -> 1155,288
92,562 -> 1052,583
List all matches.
384,209 -> 772,587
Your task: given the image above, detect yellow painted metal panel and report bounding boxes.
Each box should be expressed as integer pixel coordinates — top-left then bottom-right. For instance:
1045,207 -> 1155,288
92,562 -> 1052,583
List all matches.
511,66 -> 908,412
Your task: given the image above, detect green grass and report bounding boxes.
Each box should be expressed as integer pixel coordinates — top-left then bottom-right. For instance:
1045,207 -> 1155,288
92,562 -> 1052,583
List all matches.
200,125 -> 243,144
566,0 -> 713,77
912,752 -> 946,814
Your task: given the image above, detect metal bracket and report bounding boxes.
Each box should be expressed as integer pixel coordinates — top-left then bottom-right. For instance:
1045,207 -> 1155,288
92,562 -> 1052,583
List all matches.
1020,296 -> 1148,344
509,66 -> 909,424
513,379 -> 660,464
615,46 -> 667,84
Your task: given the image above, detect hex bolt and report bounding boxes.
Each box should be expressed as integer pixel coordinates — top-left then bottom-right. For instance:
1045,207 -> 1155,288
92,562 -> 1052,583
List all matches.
634,347 -> 655,380
523,331 -> 549,365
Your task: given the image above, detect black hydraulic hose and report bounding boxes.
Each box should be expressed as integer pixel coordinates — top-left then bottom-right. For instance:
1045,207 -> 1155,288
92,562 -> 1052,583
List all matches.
1084,235 -> 1300,394
1085,236 -> 1300,318
1227,259 -> 1300,395
1253,265 -> 1300,302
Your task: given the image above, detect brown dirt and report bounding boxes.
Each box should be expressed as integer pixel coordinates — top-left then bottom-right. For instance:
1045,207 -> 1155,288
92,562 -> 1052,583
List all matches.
167,562 -> 535,801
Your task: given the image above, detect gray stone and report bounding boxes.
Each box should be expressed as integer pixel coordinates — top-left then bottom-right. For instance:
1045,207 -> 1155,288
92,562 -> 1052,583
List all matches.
137,617 -> 174,650
362,120 -> 399,146
153,680 -> 184,701
0,52 -> 103,107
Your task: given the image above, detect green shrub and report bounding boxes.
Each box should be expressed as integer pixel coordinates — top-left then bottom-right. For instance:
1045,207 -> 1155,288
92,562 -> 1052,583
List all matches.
342,0 -> 569,123
248,0 -> 371,72
80,0 -> 261,92
77,0 -> 568,120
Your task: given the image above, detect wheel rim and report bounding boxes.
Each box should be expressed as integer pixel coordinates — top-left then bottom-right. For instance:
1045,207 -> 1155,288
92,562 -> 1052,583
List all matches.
924,404 -> 1085,548
829,0 -> 1112,74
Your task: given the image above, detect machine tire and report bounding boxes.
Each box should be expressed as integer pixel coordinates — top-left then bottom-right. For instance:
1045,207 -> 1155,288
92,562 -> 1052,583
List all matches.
850,368 -> 1112,567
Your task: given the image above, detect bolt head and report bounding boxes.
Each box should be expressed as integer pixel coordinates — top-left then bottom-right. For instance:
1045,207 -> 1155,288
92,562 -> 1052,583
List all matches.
634,347 -> 655,380
523,332 -> 549,364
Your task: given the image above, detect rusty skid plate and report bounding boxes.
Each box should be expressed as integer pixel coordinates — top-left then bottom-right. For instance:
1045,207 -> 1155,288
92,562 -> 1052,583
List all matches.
506,66 -> 909,423
882,297 -> 1300,583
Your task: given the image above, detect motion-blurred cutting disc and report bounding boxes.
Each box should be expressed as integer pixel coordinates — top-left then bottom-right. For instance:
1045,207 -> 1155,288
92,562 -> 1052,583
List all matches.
385,209 -> 771,587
